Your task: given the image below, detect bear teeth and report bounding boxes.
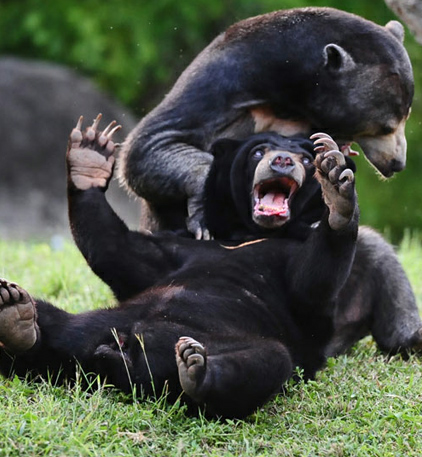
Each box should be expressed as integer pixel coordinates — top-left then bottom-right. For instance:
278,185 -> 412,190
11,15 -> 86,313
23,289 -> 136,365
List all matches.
253,177 -> 298,219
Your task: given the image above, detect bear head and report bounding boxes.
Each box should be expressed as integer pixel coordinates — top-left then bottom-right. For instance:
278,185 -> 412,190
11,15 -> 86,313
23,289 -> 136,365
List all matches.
204,132 -> 351,241
225,8 -> 413,177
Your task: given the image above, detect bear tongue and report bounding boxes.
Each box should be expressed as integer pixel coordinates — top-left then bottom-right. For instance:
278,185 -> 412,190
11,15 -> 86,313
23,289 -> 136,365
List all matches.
256,191 -> 289,216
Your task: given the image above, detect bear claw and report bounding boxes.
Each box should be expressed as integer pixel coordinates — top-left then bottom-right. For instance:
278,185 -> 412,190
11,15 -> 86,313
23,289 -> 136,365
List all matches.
311,133 -> 339,154
339,168 -> 354,182
324,150 -> 346,166
0,279 -> 38,353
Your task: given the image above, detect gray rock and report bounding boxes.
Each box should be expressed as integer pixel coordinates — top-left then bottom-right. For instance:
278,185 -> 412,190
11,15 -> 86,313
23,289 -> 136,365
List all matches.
0,57 -> 140,240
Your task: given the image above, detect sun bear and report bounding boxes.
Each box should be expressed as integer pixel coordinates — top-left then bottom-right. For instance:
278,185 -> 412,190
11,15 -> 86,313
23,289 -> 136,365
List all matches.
0,117 -> 420,417
118,7 -> 414,238
204,131 -> 422,357
0,116 -> 361,418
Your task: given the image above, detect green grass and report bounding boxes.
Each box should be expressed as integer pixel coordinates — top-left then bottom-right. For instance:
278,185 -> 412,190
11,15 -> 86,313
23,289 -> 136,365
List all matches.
1,236 -> 422,456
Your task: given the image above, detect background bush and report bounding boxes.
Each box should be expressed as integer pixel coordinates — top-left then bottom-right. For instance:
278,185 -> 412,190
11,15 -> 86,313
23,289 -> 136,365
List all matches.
1,0 -> 421,241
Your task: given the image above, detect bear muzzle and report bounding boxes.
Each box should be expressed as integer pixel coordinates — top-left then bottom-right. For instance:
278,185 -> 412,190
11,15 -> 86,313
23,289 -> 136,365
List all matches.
354,119 -> 407,178
252,149 -> 307,228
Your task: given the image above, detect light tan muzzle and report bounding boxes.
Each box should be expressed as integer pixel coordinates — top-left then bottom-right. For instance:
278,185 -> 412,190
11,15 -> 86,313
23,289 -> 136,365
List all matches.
356,119 -> 407,178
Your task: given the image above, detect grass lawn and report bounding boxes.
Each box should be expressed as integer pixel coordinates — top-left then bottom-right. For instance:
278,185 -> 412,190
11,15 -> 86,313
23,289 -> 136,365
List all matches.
0,234 -> 422,457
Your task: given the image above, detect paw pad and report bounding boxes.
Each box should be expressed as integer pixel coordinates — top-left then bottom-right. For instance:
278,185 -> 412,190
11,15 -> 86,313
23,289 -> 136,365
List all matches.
67,114 -> 121,191
175,336 -> 206,401
0,279 -> 38,353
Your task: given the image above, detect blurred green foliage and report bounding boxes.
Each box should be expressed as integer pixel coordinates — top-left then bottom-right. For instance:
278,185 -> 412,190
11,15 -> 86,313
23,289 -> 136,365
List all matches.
0,0 -> 421,240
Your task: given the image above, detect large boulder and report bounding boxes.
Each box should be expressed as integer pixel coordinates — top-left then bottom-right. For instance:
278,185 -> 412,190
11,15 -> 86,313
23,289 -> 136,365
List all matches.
0,57 -> 140,239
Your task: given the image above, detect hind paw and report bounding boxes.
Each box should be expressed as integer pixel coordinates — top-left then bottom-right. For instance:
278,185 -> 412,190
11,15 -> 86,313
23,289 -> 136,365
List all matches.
0,279 -> 38,353
67,114 -> 121,191
175,336 -> 206,402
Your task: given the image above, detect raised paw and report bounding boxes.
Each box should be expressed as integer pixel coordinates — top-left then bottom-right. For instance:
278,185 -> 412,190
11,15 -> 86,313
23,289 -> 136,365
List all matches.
311,133 -> 357,231
67,114 -> 122,191
0,279 -> 39,353
175,336 -> 207,402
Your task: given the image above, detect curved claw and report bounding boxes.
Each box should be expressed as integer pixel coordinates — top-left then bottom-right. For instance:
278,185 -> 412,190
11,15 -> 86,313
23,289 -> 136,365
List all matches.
75,115 -> 83,131
324,150 -> 346,166
107,124 -> 122,139
70,117 -> 84,145
313,137 -> 339,152
310,132 -> 334,141
194,228 -> 203,240
339,169 -> 354,182
102,120 -> 117,136
91,113 -> 102,131
314,144 -> 329,153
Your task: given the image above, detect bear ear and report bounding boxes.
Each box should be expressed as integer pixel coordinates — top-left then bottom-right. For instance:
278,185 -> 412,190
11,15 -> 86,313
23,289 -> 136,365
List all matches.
323,44 -> 356,72
210,138 -> 243,159
385,20 -> 404,43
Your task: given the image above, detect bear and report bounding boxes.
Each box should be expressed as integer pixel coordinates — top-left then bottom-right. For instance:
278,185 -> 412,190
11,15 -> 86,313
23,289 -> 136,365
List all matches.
0,115 -> 361,419
118,7 -> 414,239
204,131 -> 422,357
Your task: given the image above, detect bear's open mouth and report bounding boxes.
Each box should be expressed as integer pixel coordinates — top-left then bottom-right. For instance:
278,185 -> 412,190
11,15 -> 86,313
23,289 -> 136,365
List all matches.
253,177 -> 299,219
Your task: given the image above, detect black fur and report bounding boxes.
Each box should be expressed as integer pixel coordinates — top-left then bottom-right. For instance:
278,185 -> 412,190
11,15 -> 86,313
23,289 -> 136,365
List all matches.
0,129 -> 360,419
1,128 -> 420,419
118,7 -> 414,236
204,133 -> 422,358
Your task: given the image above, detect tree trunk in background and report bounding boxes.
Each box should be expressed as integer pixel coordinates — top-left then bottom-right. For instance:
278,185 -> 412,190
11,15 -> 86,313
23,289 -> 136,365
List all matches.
385,0 -> 422,44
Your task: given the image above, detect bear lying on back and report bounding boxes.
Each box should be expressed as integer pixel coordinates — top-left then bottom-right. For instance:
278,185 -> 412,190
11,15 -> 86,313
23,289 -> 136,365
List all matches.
0,116 -> 359,418
118,7 -> 414,238
205,131 -> 422,358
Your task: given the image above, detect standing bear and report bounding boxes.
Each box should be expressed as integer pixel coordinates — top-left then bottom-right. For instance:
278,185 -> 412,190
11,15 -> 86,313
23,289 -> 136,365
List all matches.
118,7 -> 414,238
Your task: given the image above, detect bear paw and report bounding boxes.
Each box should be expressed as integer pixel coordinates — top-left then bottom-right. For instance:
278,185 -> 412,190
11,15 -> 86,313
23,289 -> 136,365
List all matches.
0,279 -> 39,353
175,336 -> 207,402
67,113 -> 121,191
312,133 -> 356,231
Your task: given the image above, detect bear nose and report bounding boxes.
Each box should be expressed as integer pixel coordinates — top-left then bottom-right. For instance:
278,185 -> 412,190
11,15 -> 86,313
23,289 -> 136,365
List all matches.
389,158 -> 405,173
270,152 -> 295,172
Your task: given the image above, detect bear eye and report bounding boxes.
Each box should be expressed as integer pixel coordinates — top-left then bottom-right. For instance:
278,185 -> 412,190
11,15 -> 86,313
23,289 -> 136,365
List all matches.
251,148 -> 265,160
380,125 -> 395,136
302,156 -> 311,165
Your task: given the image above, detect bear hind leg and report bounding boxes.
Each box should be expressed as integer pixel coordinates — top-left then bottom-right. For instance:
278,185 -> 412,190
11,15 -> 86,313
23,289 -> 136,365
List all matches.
361,227 -> 422,354
175,336 -> 292,418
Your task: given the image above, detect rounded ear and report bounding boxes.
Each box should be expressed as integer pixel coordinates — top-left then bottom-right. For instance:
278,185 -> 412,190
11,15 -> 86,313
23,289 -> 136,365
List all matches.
323,44 -> 356,72
385,20 -> 404,43
210,138 -> 243,159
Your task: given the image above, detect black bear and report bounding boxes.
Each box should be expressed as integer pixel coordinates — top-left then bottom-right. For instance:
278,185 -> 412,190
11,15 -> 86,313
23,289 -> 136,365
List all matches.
118,7 -> 414,238
204,131 -> 422,357
0,116 -> 361,418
